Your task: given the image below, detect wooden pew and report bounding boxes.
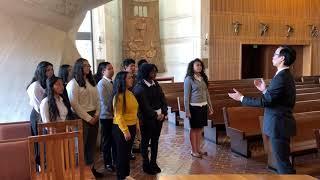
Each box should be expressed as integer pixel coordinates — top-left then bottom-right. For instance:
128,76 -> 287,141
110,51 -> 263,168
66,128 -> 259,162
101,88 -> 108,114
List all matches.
162,80 -> 320,129
28,131 -> 85,180
160,79 -> 265,94
166,82 -> 320,113
159,174 -> 317,180
301,76 -> 320,84
165,87 -> 318,120
260,112 -> 320,170
160,80 -> 318,95
166,92 -> 184,126
223,100 -> 320,157
223,107 -> 263,157
0,121 -> 33,179
210,83 -> 320,95
156,76 -> 174,83
212,87 -> 320,101
0,138 -> 30,179
315,129 -> 320,149
37,119 -> 82,135
204,88 -> 320,144
0,121 -> 31,140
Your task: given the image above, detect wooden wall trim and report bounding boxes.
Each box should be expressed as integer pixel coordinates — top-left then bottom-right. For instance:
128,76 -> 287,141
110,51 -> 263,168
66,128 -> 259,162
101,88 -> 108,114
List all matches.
209,0 -> 320,80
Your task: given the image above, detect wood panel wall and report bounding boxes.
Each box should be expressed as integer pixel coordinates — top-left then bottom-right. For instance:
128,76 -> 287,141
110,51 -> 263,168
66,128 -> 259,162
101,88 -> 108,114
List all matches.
209,0 -> 320,80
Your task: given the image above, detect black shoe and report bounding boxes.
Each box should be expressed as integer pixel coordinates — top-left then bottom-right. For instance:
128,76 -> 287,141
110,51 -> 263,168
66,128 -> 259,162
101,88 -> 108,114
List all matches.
105,164 -> 115,172
132,147 -> 140,153
91,166 -> 104,178
143,165 -> 156,175
130,153 -> 136,160
117,175 -> 126,180
150,163 -> 161,173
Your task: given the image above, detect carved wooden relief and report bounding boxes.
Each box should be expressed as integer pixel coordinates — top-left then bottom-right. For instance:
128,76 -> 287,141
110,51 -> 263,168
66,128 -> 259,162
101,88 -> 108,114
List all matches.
122,0 -> 164,72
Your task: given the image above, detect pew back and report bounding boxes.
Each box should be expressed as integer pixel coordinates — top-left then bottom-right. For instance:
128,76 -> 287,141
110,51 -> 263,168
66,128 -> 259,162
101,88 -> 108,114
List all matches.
28,131 -> 84,180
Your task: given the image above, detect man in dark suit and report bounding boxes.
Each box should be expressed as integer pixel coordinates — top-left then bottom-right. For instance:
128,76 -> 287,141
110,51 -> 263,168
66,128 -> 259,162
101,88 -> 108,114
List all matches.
228,46 -> 297,174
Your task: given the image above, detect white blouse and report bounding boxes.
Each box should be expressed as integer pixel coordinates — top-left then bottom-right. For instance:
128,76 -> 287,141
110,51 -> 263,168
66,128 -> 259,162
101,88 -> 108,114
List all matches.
40,97 -> 68,123
66,79 -> 100,122
27,81 -> 45,113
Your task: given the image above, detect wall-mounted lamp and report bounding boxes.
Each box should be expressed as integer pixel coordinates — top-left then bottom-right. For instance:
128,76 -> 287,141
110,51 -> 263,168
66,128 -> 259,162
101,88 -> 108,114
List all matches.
204,33 -> 209,45
97,35 -> 104,52
98,35 -> 104,44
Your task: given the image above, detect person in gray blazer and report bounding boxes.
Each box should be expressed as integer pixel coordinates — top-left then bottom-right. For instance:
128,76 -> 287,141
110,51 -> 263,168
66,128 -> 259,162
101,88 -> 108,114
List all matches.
184,58 -> 213,159
228,46 -> 297,174
97,62 -> 116,172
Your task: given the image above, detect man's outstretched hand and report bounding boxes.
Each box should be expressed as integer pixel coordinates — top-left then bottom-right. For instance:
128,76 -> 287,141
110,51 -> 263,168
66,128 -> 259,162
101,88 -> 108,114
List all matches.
254,79 -> 266,92
228,88 -> 243,101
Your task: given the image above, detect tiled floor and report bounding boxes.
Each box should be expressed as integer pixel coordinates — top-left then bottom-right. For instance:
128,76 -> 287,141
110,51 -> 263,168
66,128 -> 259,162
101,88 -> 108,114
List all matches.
86,121 -> 320,179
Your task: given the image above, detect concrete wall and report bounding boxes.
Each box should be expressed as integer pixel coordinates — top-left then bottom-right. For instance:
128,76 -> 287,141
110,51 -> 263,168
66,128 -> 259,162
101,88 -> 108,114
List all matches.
0,0 -> 110,122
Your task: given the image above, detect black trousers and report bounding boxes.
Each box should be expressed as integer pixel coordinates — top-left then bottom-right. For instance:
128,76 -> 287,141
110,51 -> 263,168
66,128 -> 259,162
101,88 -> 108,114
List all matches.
101,119 -> 117,166
30,108 -> 40,136
140,120 -> 163,165
112,124 -> 136,180
270,137 -> 296,174
82,111 -> 99,165
30,108 -> 40,165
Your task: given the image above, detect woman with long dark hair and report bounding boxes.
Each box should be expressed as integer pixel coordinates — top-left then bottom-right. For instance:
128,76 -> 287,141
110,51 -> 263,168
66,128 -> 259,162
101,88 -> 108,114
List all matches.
184,58 -> 213,158
133,63 -> 167,174
94,62 -> 109,83
58,64 -> 72,85
58,64 -> 72,106
27,61 -> 54,168
40,76 -> 73,123
66,58 -> 102,177
27,61 -> 54,135
112,71 -> 139,180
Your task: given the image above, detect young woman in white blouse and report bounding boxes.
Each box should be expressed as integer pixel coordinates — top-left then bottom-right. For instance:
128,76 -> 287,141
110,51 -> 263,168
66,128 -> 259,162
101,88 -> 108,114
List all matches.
27,61 -> 54,167
40,76 -> 73,123
27,61 -> 54,135
66,58 -> 102,178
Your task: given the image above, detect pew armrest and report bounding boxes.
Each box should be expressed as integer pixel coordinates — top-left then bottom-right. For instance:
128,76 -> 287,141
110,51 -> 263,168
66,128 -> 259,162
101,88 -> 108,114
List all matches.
227,127 -> 245,140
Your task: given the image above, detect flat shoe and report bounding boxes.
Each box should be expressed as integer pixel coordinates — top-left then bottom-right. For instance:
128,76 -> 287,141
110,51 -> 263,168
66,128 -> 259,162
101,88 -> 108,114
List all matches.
191,152 -> 202,158
199,151 -> 208,156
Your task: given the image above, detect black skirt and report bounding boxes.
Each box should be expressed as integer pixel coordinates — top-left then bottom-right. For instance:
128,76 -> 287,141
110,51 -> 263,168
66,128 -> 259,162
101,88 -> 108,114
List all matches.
189,105 -> 208,129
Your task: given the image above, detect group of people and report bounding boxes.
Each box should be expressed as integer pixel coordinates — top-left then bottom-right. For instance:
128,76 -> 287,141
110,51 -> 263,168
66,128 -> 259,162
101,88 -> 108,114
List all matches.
27,57 -> 199,180
26,45 -> 296,180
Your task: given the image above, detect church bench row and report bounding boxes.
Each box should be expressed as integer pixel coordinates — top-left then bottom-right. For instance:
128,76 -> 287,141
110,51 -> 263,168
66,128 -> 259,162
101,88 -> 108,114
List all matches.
301,76 -> 320,84
166,84 -> 320,113
0,120 -> 84,180
166,85 -> 320,128
259,112 -> 320,170
160,77 -> 319,94
204,90 -> 320,144
165,83 -> 320,113
223,100 -> 320,158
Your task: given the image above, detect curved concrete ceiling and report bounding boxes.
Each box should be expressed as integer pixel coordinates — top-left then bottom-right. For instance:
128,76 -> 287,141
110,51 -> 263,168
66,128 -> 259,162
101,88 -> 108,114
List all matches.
0,0 -> 112,31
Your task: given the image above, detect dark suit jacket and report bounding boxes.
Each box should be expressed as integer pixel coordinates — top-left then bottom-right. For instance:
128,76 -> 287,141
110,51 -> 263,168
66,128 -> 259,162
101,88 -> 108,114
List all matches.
242,69 -> 296,138
132,80 -> 168,127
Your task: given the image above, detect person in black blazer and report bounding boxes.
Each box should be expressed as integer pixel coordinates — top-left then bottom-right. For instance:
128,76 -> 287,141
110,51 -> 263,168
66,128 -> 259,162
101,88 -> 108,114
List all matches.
133,63 -> 168,174
228,46 -> 297,174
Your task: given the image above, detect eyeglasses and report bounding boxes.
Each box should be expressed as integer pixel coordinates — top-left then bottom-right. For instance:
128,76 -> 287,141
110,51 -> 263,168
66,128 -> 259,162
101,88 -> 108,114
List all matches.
273,53 -> 280,57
